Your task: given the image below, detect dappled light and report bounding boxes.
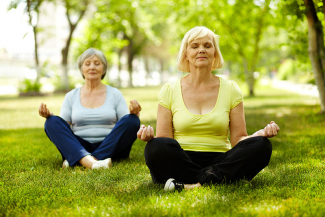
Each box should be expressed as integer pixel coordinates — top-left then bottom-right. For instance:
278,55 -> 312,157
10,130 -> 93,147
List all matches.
1,84 -> 325,216
1,0 -> 325,216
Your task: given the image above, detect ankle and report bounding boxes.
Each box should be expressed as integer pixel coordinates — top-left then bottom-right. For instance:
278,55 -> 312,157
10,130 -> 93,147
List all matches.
79,155 -> 97,169
184,182 -> 201,190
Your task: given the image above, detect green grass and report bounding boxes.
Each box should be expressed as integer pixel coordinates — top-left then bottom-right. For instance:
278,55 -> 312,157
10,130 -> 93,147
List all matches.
0,84 -> 325,216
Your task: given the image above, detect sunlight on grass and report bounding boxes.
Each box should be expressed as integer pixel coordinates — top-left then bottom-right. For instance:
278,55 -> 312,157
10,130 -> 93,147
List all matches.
1,84 -> 325,216
240,201 -> 283,216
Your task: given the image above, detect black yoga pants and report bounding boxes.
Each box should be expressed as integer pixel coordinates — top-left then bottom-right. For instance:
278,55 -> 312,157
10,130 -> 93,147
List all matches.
144,136 -> 272,185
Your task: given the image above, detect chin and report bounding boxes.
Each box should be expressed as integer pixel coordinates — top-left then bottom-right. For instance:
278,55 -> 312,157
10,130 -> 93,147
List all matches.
195,64 -> 209,68
86,77 -> 101,81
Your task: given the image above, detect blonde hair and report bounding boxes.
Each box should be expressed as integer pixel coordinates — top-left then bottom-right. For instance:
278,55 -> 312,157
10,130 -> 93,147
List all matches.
78,48 -> 108,80
176,26 -> 224,72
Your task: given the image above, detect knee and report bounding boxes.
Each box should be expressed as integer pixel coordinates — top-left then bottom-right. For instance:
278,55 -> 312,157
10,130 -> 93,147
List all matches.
145,138 -> 163,157
45,116 -> 61,129
145,138 -> 166,165
254,136 -> 272,159
145,137 -> 176,159
121,114 -> 140,129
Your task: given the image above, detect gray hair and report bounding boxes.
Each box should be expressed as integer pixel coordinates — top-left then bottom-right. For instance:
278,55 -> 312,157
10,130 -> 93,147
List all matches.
176,26 -> 224,72
77,48 -> 108,80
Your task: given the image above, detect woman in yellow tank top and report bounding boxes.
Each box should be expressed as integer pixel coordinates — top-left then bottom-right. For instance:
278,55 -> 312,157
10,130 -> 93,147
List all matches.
138,26 -> 280,191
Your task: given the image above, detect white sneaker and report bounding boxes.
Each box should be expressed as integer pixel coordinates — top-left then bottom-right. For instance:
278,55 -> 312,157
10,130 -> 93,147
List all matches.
91,158 -> 112,170
164,178 -> 184,192
62,159 -> 69,169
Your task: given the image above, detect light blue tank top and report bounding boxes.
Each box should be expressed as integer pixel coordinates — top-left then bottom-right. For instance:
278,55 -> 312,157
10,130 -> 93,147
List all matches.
60,85 -> 129,143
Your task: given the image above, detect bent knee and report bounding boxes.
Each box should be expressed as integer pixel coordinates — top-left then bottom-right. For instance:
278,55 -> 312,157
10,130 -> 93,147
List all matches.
145,137 -> 177,157
255,137 -> 272,158
122,114 -> 140,129
45,116 -> 61,128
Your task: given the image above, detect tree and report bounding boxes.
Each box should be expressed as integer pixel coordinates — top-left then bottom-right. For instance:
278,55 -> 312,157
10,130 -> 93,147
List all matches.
279,0 -> 325,113
8,0 -> 44,82
60,0 -> 90,91
211,0 -> 273,96
303,0 -> 325,113
75,0 -> 167,87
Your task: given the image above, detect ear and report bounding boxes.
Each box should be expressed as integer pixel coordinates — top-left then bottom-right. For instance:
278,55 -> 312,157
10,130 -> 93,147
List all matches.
185,55 -> 188,61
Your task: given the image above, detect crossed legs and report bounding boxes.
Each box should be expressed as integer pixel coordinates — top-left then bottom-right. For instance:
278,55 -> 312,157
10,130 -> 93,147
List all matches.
144,136 -> 272,185
45,114 -> 140,168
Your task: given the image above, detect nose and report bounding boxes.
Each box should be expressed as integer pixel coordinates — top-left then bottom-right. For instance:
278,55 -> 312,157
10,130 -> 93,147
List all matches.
199,48 -> 206,53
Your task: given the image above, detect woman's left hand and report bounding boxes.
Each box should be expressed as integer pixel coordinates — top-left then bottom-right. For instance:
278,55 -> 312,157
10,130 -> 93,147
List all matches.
253,121 -> 280,138
129,100 -> 141,117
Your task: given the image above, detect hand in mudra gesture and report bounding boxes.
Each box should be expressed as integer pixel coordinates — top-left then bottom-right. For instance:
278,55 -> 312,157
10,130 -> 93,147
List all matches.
253,121 -> 280,138
39,103 -> 53,119
137,125 -> 154,142
129,100 -> 141,117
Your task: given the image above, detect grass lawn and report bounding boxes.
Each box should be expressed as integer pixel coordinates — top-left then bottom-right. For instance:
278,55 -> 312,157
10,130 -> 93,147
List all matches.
0,83 -> 324,216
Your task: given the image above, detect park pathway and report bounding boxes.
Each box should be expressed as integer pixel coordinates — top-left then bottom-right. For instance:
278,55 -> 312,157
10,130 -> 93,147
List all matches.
270,79 -> 319,98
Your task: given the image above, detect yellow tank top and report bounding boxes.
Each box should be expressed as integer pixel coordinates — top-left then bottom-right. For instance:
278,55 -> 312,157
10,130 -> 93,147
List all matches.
158,77 -> 243,152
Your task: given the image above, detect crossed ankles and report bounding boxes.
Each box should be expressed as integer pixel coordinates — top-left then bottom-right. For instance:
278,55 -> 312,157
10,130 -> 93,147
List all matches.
62,158 -> 113,170
91,158 -> 112,169
164,178 -> 201,192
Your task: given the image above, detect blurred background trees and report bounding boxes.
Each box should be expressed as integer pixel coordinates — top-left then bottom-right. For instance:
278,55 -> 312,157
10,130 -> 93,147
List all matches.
4,0 -> 325,112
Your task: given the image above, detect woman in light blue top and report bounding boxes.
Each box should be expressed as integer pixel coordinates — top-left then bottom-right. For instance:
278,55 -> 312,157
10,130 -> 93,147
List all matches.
39,48 -> 141,170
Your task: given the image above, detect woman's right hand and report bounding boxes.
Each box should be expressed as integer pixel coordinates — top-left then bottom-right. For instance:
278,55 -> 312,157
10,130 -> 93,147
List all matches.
39,103 -> 53,119
137,124 -> 154,142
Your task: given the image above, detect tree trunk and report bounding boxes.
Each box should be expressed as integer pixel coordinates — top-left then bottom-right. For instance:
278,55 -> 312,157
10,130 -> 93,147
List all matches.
159,58 -> 164,85
60,0 -> 88,91
32,25 -> 41,82
304,0 -> 325,113
127,40 -> 134,87
247,0 -> 270,96
27,0 -> 41,83
61,24 -> 76,91
243,58 -> 255,96
144,56 -> 150,86
117,49 -> 123,88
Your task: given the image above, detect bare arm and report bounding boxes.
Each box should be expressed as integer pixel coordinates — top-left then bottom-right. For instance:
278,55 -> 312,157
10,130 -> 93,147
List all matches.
229,102 -> 280,147
156,104 -> 173,138
229,102 -> 248,146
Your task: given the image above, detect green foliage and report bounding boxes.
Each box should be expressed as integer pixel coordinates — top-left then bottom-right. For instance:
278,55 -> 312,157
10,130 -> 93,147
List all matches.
1,85 -> 325,216
69,0 -> 324,91
277,58 -> 315,84
276,0 -> 324,64
277,59 -> 296,80
51,73 -> 82,91
8,0 -> 44,13
18,79 -> 42,94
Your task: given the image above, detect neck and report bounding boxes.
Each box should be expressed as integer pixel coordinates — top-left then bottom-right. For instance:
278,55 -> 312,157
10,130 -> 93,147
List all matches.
83,79 -> 104,92
186,67 -> 215,87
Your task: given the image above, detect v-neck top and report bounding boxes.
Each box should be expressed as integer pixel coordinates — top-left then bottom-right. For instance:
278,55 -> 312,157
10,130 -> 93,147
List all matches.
158,77 -> 243,152
60,85 -> 129,143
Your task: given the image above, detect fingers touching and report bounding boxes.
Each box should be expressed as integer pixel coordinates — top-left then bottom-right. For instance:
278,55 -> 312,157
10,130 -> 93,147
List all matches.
137,124 -> 154,142
129,99 -> 142,115
39,103 -> 53,118
263,121 -> 280,138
